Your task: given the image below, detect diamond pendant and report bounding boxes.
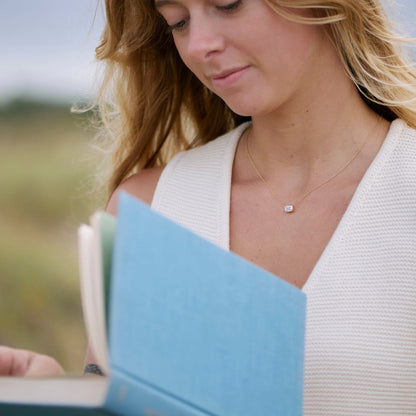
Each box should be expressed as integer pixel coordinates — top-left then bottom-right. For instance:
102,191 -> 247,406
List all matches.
284,205 -> 294,213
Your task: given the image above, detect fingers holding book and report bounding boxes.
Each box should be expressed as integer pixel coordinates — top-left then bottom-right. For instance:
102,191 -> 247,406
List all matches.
0,346 -> 64,377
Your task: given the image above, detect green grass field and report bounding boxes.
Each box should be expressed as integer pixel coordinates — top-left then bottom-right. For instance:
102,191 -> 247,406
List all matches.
0,98 -> 104,373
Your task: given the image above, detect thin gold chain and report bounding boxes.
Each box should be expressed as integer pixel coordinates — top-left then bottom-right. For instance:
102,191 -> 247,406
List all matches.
245,117 -> 380,213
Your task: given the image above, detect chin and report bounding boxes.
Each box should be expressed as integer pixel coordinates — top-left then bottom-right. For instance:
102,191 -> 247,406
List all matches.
227,104 -> 271,119
223,99 -> 260,118
221,90 -> 275,118
227,93 -> 293,119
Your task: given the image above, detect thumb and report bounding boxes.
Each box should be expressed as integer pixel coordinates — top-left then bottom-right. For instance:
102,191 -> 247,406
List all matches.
0,346 -> 64,377
25,353 -> 65,377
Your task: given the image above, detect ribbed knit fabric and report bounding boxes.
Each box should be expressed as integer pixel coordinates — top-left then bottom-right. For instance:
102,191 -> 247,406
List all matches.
152,122 -> 251,250
152,119 -> 416,415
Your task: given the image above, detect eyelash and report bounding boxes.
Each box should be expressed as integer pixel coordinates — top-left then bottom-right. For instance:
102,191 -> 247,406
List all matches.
218,0 -> 242,11
168,0 -> 243,32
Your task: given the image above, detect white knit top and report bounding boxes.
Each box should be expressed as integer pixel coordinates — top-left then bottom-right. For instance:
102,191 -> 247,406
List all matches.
152,119 -> 416,415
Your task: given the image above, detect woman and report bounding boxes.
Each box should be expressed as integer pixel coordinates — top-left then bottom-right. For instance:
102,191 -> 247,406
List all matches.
2,0 -> 416,413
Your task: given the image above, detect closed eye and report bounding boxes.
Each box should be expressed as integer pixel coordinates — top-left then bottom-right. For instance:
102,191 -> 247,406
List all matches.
165,0 -> 243,33
217,0 -> 242,12
168,19 -> 188,31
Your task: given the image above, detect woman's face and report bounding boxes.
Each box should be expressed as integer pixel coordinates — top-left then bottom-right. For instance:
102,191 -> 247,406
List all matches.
156,0 -> 330,117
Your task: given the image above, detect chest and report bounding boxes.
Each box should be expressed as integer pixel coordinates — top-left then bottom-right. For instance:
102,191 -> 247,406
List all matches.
229,181 -> 354,289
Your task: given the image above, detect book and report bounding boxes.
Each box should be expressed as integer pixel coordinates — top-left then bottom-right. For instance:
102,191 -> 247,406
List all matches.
78,211 -> 116,373
0,191 -> 306,416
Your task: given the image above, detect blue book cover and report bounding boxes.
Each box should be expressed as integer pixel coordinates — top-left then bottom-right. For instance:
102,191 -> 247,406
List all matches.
0,191 -> 306,416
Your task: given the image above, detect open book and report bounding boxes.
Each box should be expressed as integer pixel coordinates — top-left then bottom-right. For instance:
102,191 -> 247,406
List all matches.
78,209 -> 116,374
0,192 -> 306,416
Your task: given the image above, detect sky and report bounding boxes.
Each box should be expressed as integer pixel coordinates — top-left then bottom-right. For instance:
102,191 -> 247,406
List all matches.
383,0 -> 416,35
0,0 -> 104,103
0,0 -> 415,104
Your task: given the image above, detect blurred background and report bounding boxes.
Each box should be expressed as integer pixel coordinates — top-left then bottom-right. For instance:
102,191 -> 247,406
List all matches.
0,1 -> 415,374
0,0 -> 105,373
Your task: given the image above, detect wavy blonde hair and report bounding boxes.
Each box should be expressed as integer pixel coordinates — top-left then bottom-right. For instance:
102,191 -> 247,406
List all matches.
95,0 -> 416,197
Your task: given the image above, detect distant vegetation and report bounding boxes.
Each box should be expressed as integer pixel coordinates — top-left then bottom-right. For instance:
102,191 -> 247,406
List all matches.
0,96 -> 104,373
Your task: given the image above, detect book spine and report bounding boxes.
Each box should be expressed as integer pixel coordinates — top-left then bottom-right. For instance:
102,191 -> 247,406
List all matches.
104,369 -> 216,416
0,403 -> 113,416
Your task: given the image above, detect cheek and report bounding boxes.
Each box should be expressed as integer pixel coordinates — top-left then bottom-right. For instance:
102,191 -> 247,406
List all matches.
173,39 -> 186,64
174,40 -> 212,88
262,21 -> 323,74
172,44 -> 192,76
255,4 -> 323,52
173,38 -> 192,70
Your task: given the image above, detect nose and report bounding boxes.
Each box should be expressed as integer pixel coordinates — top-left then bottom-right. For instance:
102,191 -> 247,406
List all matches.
186,16 -> 225,62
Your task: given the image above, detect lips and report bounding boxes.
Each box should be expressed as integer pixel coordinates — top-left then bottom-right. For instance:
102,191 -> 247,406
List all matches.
209,65 -> 250,89
211,66 -> 247,79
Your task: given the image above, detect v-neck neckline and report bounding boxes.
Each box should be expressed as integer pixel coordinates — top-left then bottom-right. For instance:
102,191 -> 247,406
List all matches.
223,119 -> 404,293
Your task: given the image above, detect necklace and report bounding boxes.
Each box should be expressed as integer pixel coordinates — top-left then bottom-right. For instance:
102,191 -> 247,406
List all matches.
245,118 -> 380,214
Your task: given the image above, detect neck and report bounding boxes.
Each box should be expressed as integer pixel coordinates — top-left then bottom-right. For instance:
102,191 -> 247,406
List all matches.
240,87 -> 389,205
247,70 -> 384,190
232,30 -> 391,210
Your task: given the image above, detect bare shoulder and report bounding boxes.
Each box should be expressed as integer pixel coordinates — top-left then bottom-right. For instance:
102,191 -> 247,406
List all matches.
106,165 -> 165,216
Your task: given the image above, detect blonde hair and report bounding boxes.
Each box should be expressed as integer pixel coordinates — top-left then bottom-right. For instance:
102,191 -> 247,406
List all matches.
95,0 -> 416,197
